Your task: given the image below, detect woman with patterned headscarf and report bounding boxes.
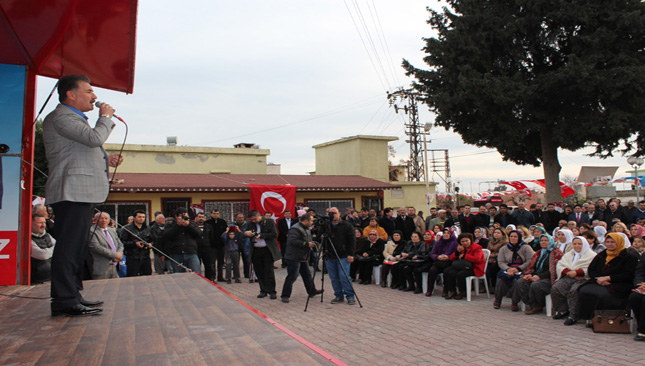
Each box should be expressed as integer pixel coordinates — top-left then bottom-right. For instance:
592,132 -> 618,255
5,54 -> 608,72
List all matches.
551,236 -> 597,325
486,227 -> 509,290
493,230 -> 535,310
576,233 -> 639,323
511,234 -> 564,315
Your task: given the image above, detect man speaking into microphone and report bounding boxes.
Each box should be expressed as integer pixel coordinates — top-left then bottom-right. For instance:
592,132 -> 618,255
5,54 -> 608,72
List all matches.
43,75 -> 121,317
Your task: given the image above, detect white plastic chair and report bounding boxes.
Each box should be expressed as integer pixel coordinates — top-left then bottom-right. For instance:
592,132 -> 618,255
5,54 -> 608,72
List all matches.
465,249 -> 491,301
422,272 -> 428,293
372,265 -> 382,285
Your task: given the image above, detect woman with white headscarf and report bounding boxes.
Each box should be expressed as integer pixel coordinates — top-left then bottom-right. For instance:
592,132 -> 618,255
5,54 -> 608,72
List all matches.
550,236 -> 597,325
556,228 -> 575,253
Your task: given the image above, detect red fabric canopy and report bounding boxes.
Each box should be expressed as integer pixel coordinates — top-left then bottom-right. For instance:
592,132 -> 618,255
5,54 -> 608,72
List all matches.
0,0 -> 137,93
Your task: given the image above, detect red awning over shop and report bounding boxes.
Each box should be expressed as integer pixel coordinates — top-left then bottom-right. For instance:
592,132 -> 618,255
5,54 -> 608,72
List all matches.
0,0 -> 137,93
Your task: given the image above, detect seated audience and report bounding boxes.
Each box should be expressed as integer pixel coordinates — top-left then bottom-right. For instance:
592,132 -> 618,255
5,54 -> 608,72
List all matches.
487,227 -> 509,289
350,228 -> 365,281
628,253 -> 645,341
512,234 -> 564,315
474,226 -> 489,249
528,225 -> 547,251
381,231 -> 406,288
576,233 -> 638,323
556,228 -> 574,254
551,236 -> 597,325
362,217 -> 388,241
399,232 -> 429,293
425,229 -> 458,296
356,230 -> 385,284
443,233 -> 486,300
493,230 -> 535,309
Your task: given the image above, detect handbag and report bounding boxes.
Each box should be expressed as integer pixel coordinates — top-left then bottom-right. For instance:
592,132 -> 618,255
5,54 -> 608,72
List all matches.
451,259 -> 473,271
357,255 -> 377,262
591,310 -> 631,334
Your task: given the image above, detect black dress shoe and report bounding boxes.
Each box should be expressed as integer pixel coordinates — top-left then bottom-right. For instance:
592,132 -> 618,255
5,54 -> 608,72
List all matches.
257,291 -> 268,298
553,311 -> 569,320
269,293 -> 277,300
564,317 -> 577,326
80,298 -> 104,307
52,304 -> 102,317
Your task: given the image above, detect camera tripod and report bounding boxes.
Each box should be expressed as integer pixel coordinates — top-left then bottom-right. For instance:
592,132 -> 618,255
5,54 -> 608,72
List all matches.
304,232 -> 363,311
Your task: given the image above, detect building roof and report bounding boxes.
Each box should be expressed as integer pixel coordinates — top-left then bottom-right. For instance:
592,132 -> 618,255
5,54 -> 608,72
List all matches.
110,173 -> 400,193
312,135 -> 398,149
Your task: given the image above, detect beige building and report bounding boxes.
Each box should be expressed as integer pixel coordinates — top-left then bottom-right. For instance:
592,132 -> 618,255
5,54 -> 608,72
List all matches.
102,134 -> 437,224
312,135 -> 437,215
104,143 -> 269,174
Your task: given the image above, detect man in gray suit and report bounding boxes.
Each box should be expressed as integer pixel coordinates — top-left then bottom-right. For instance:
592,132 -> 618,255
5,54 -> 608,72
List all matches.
88,212 -> 124,279
43,75 -> 119,317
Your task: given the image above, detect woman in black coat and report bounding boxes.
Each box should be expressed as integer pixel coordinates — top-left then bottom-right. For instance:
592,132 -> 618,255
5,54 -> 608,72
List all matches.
576,233 -> 638,323
628,253 -> 645,341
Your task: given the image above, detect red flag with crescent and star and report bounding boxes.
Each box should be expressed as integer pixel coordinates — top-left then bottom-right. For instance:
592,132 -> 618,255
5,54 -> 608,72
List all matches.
247,184 -> 297,220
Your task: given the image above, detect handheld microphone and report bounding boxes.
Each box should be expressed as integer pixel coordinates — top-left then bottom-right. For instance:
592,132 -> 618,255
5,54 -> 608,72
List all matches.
94,101 -> 123,121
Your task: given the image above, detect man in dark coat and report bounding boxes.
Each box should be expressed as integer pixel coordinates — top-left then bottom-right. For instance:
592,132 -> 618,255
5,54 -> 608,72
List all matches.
205,209 -> 228,281
279,214 -> 323,302
244,210 -> 281,299
277,210 -> 297,268
394,207 -> 416,240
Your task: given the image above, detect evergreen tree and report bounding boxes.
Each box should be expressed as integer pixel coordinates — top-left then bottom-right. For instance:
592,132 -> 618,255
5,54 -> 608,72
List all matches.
404,0 -> 645,202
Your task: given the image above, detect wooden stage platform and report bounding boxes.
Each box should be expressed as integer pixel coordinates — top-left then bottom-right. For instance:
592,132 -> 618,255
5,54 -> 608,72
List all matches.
0,274 -> 339,365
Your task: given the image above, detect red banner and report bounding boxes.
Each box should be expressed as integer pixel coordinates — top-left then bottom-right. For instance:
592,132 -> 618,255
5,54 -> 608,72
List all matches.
500,180 -> 529,190
247,184 -> 297,220
0,231 -> 18,285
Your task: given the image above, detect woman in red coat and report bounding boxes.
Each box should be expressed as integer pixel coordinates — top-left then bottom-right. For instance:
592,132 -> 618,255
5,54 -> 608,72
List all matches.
444,233 -> 486,300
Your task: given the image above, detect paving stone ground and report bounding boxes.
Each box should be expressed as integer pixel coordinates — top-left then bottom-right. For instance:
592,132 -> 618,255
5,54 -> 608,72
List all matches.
216,265 -> 641,366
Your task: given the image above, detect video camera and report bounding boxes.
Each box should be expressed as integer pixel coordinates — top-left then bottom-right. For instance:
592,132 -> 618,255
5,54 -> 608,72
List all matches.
313,211 -> 336,236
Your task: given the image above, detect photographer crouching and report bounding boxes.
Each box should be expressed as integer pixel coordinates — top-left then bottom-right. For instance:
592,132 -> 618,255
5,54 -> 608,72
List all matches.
279,214 -> 323,303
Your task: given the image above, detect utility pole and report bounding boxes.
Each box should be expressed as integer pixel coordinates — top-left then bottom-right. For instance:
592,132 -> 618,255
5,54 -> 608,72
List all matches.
387,87 -> 424,182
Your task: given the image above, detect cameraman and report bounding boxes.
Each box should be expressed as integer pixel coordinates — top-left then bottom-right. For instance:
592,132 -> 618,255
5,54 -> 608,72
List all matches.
119,209 -> 152,277
162,207 -> 202,273
279,214 -> 323,303
325,207 -> 357,305
244,210 -> 281,299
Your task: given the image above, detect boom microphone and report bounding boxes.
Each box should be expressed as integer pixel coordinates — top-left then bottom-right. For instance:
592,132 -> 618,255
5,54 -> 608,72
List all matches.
94,101 -> 123,121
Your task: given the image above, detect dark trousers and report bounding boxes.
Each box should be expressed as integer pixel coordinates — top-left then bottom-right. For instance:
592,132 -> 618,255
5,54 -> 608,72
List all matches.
577,283 -> 628,320
358,259 -> 378,282
443,266 -> 475,293
240,248 -> 250,278
628,291 -> 645,333
390,262 -> 406,287
349,259 -> 358,280
125,256 -> 152,277
50,201 -> 93,311
215,246 -> 226,280
251,246 -> 276,294
198,246 -> 216,280
280,259 -> 316,298
404,265 -> 425,290
426,262 -> 450,293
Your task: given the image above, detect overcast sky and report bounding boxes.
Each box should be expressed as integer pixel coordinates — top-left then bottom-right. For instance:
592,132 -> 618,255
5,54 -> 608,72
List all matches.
35,0 -> 636,193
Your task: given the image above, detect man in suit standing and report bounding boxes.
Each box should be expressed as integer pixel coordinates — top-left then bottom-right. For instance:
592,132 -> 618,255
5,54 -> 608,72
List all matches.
88,212 -> 123,279
205,209 -> 228,281
277,210 -> 296,268
568,204 -> 590,226
43,75 -> 120,317
394,207 -> 416,240
244,210 -> 281,299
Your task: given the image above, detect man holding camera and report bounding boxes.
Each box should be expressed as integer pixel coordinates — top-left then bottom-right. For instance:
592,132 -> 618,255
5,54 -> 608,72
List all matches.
120,209 -> 152,277
162,207 -> 202,273
280,214 -> 323,303
244,210 -> 281,299
325,207 -> 356,305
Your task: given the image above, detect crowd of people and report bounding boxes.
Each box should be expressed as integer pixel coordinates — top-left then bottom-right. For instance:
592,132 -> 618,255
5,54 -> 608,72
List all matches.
340,198 -> 645,342
31,196 -> 645,340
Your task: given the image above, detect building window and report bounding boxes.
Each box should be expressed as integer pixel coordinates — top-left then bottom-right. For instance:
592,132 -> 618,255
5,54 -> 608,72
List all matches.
162,198 -> 191,218
304,199 -> 354,216
96,202 -> 149,226
203,201 -> 250,222
362,196 -> 383,211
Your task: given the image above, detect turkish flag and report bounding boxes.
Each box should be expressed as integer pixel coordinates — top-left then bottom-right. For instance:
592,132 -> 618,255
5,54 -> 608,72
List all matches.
533,179 -> 576,197
500,180 -> 529,190
247,184 -> 297,220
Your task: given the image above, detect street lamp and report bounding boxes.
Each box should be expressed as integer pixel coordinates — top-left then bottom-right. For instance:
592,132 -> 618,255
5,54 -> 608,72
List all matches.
627,156 -> 644,202
423,123 -> 432,211
455,178 -> 462,207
